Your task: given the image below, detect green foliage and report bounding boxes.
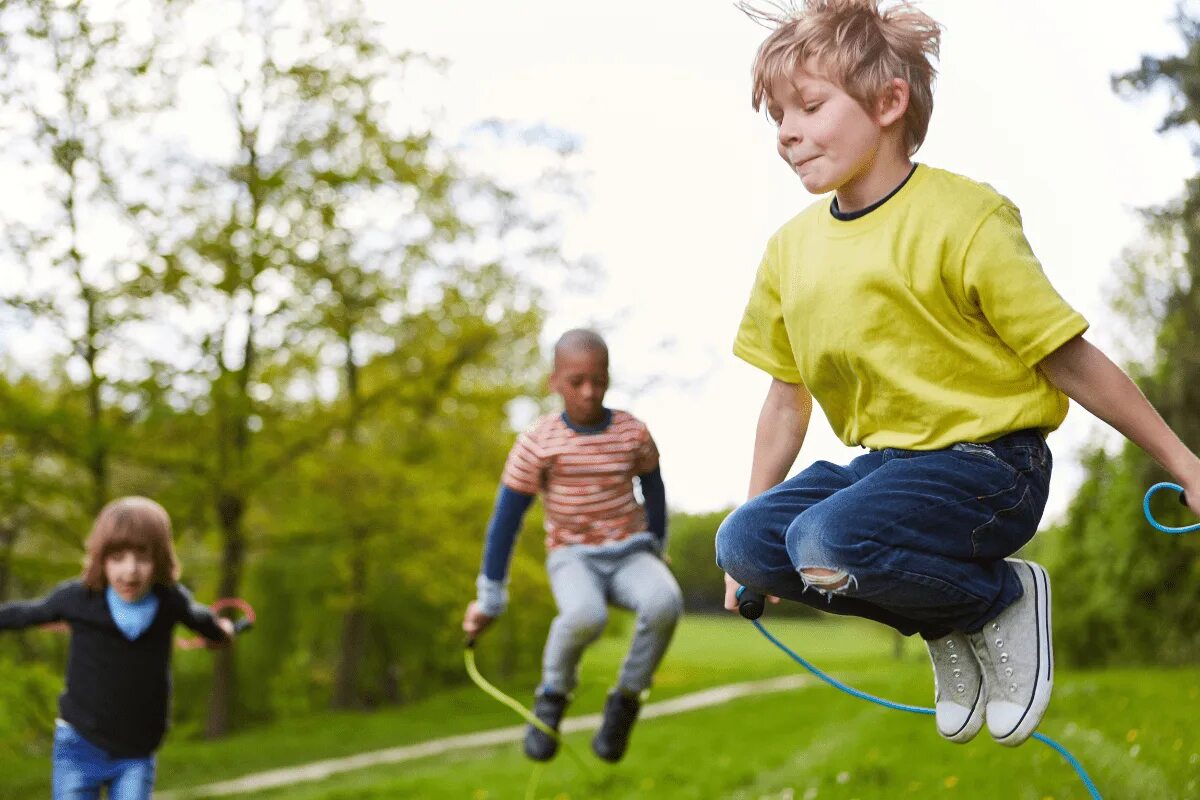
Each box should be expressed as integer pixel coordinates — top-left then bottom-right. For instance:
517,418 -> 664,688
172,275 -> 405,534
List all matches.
1036,446 -> 1200,665
0,657 -> 58,762
667,509 -> 736,615
1039,9 -> 1200,666
0,0 -> 579,749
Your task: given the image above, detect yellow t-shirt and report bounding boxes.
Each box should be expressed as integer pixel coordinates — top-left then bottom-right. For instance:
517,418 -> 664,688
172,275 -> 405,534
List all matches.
733,164 -> 1089,450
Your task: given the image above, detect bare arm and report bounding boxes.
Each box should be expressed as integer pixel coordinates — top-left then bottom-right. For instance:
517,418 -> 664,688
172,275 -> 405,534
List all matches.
1038,335 -> 1200,515
748,378 -> 813,497
724,379 -> 813,612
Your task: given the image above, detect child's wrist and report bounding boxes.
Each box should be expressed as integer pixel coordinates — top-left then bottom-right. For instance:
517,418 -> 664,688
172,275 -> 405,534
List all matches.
475,574 -> 508,617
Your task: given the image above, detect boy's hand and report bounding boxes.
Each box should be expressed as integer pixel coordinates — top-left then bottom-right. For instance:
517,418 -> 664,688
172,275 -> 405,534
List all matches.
722,573 -> 779,614
1182,475 -> 1200,517
462,601 -> 494,639
206,617 -> 235,649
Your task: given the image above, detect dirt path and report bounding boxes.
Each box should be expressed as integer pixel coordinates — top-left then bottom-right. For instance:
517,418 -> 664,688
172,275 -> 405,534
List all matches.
159,674 -> 811,799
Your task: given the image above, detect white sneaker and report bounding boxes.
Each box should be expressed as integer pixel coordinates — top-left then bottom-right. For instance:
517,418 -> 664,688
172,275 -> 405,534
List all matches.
969,559 -> 1053,747
926,631 -> 985,743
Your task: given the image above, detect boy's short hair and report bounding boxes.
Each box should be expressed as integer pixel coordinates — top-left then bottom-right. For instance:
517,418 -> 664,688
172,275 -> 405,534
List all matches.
744,0 -> 942,155
553,329 -> 609,364
82,496 -> 181,591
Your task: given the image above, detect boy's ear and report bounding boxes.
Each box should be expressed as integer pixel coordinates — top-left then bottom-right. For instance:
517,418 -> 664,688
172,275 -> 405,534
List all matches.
876,78 -> 910,127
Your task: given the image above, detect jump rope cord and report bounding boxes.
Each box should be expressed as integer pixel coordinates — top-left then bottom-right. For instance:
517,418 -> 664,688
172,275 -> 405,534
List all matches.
741,482 -> 1197,800
1143,482 -> 1199,533
463,645 -> 593,777
747,619 -> 1102,799
462,486 -> 1189,796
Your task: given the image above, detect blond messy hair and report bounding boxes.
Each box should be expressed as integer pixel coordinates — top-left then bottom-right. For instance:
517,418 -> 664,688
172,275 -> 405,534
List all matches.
742,0 -> 942,155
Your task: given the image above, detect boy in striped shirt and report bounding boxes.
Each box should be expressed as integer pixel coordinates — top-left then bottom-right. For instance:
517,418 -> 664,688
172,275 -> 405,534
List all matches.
462,329 -> 683,763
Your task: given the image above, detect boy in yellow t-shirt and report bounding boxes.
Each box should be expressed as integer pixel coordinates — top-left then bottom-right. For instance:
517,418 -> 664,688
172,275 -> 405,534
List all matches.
716,0 -> 1200,748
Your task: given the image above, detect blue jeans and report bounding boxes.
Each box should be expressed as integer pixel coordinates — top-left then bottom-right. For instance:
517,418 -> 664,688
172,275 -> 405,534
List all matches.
542,533 -> 683,694
52,721 -> 156,800
715,430 -> 1052,639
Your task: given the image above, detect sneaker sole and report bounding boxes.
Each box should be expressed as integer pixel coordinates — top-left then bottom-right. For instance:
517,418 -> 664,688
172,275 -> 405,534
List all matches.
993,560 -> 1053,747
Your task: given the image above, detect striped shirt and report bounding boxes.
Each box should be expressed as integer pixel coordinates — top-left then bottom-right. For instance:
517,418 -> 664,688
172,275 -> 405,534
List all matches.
502,410 -> 659,549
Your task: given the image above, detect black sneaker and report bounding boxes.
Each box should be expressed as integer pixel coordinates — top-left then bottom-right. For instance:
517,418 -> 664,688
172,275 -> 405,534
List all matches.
591,688 -> 641,763
524,690 -> 569,761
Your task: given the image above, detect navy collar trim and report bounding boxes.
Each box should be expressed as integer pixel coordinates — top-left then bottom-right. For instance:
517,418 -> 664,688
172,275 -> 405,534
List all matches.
561,408 -> 612,434
830,163 -> 919,221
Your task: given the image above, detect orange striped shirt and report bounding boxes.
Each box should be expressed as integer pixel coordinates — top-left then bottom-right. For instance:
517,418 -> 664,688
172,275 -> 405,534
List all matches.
501,410 -> 659,549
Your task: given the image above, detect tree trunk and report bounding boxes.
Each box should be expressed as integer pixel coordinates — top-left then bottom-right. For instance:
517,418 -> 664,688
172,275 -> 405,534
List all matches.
332,335 -> 369,708
332,526 -> 368,708
206,491 -> 246,738
0,524 -> 15,602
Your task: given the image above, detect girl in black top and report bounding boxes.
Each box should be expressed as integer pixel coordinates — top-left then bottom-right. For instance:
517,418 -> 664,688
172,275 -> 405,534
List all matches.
0,496 -> 234,800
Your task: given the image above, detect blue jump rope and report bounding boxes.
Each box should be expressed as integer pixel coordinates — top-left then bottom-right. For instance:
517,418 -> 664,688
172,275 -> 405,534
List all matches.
737,482 -> 1194,800
465,484 -> 1193,798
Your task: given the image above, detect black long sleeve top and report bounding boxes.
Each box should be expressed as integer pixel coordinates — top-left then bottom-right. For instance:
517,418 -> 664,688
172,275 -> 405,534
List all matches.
0,579 -> 229,757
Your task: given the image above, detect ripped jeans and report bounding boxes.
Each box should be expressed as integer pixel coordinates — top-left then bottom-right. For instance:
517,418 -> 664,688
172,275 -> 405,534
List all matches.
715,429 -> 1051,639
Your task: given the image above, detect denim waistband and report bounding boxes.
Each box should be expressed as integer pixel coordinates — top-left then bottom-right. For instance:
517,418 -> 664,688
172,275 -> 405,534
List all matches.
875,428 -> 1046,457
979,428 -> 1046,448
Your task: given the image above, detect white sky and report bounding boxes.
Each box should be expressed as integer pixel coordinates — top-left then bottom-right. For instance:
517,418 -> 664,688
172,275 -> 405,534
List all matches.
0,2 -> 1192,522
379,0 -> 1194,521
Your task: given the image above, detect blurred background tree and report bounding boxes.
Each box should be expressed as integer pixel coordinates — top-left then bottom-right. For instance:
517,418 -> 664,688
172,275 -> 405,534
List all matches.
0,0 -> 580,748
1035,7 -> 1200,666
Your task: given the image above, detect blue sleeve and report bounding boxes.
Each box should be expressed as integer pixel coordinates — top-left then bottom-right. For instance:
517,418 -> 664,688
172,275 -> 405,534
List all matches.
475,485 -> 535,617
639,466 -> 667,544
481,485 -> 535,581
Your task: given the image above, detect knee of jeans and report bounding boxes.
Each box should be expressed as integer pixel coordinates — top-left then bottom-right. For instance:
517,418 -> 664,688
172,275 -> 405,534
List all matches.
560,607 -> 607,641
640,587 -> 683,630
714,505 -> 755,575
787,515 -> 860,594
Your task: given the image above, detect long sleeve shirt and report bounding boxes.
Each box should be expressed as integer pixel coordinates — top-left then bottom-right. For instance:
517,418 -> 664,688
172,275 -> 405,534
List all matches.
0,579 -> 230,757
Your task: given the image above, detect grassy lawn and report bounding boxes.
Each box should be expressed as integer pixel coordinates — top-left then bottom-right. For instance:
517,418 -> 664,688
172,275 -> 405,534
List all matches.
4,615 -> 1198,799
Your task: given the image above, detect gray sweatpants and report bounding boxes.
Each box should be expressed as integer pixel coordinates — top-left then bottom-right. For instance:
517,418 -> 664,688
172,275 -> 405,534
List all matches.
541,533 -> 683,695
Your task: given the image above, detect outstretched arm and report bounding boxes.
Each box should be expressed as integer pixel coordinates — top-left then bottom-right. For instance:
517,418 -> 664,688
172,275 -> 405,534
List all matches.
463,485 -> 534,639
1039,335 -> 1200,515
0,593 -> 63,631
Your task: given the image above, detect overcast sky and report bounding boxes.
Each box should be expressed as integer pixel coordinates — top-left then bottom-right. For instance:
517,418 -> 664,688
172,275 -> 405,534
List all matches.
377,0 -> 1194,521
1,2 -> 1193,523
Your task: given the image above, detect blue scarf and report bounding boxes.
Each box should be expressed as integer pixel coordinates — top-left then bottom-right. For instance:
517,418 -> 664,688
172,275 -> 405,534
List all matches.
106,586 -> 160,641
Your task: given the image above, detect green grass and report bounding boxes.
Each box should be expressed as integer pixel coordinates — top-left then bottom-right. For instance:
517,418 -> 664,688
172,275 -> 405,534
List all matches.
4,616 -> 1199,799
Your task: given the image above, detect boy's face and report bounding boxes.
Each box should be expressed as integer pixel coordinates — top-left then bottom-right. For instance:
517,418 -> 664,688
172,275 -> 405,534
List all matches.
104,548 -> 155,602
767,66 -> 890,199
550,347 -> 609,427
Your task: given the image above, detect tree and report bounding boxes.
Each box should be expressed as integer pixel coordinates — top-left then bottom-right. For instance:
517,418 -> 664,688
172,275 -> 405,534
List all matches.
1039,7 -> 1200,665
0,0 -> 180,515
145,0 -> 579,729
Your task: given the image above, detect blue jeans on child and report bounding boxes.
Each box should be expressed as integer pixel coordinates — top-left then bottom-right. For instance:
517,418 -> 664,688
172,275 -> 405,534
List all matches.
716,429 -> 1052,639
542,532 -> 683,695
52,720 -> 156,800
